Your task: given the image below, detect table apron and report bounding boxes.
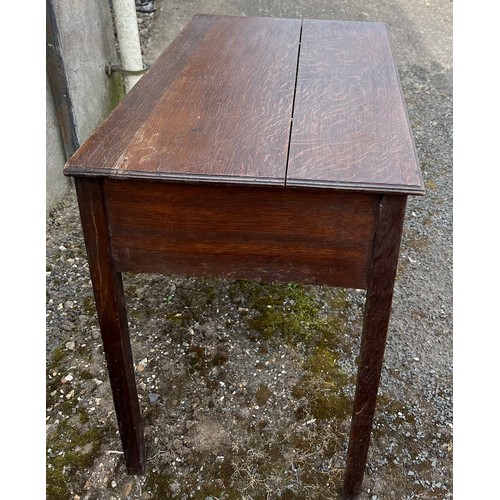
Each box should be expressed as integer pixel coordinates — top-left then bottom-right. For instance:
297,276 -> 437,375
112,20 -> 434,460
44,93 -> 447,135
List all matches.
103,179 -> 380,289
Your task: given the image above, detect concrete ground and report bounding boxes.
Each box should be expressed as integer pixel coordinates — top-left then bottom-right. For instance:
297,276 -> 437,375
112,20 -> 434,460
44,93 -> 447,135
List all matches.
46,1 -> 452,498
144,0 -> 451,73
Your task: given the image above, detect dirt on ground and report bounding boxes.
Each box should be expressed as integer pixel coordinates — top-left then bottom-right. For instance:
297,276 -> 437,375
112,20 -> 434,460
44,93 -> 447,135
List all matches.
46,1 -> 452,499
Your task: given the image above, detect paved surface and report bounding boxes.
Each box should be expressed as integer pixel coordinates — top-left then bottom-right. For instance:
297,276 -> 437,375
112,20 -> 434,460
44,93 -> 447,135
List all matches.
144,0 -> 451,70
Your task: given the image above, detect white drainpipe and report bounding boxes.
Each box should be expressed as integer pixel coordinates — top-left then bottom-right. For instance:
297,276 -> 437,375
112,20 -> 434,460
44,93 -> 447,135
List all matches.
111,0 -> 144,92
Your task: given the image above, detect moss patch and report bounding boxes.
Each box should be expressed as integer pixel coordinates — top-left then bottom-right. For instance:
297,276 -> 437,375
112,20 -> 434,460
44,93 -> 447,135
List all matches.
229,281 -> 347,348
144,469 -> 176,499
50,343 -> 66,366
107,70 -> 125,113
46,416 -> 108,500
229,281 -> 353,421
292,346 -> 351,420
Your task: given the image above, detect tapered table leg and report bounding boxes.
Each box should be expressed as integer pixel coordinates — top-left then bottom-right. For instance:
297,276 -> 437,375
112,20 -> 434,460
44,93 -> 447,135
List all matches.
343,195 -> 407,499
75,178 -> 146,474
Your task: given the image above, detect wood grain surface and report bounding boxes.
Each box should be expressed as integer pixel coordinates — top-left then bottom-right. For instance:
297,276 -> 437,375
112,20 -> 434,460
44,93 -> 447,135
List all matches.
103,179 -> 379,289
65,15 -> 424,195
343,194 -> 407,498
74,178 -> 146,474
287,20 -> 424,195
65,15 -> 301,186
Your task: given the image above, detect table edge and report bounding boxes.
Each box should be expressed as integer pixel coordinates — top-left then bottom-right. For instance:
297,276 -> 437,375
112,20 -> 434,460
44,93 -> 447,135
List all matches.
63,166 -> 285,187
65,166 -> 426,195
285,177 -> 425,195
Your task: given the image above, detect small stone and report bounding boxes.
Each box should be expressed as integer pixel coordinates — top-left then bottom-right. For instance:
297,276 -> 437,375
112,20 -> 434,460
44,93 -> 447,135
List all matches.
136,1 -> 156,13
66,390 -> 75,399
64,301 -> 74,309
148,393 -> 159,403
74,496 -> 81,500
408,470 -> 415,476
137,358 -> 148,372
122,480 -> 133,496
111,480 -> 117,488
65,340 -> 76,351
372,496 -> 378,500
215,455 -> 225,464
61,374 -> 74,384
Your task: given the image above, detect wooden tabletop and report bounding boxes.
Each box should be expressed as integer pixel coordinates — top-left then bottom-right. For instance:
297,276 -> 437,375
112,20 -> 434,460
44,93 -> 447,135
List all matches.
65,15 -> 424,195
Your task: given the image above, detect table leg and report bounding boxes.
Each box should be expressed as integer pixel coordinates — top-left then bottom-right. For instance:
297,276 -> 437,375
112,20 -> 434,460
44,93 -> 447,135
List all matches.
343,195 -> 407,499
75,178 -> 146,474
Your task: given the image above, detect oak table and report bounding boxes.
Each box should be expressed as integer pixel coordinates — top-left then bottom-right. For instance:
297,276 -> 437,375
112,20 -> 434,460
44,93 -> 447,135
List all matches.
64,15 -> 424,499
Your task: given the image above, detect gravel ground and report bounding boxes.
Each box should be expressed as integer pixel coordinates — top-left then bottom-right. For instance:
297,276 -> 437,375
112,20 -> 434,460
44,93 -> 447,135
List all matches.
46,1 -> 452,498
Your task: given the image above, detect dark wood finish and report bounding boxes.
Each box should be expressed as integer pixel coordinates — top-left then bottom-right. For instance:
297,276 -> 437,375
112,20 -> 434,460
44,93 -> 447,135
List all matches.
74,178 -> 146,474
63,15 -> 424,496
46,0 -> 79,158
65,15 -> 219,176
343,194 -> 407,499
287,20 -> 424,195
104,179 -> 378,289
65,15 -> 302,186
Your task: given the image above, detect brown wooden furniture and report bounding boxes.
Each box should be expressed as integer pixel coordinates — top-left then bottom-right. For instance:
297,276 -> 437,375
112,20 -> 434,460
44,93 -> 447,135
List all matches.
64,15 -> 424,499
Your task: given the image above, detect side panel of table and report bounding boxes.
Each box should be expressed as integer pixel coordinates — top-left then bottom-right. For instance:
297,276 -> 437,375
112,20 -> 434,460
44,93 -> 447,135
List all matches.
103,179 -> 379,289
